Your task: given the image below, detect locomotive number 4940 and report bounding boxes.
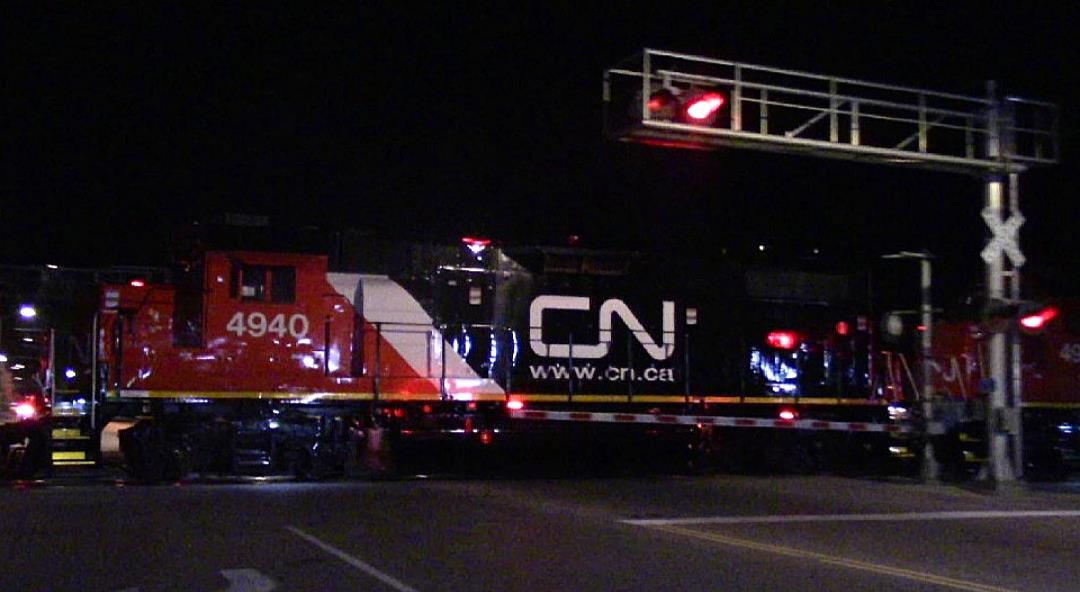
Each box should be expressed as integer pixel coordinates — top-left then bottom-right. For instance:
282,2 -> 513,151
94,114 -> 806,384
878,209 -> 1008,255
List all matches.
226,312 -> 310,338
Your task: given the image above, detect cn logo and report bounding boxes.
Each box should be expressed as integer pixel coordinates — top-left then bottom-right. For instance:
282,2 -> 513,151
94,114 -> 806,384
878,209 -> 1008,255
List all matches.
529,295 -> 675,361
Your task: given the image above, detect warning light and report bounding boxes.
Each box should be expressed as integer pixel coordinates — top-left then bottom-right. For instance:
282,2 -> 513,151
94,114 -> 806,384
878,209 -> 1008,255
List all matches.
646,88 -> 678,119
506,400 -> 524,411
1020,306 -> 1058,332
641,87 -> 726,126
684,92 -> 725,122
129,279 -> 146,288
647,89 -> 676,111
766,331 -> 799,350
778,408 -> 798,422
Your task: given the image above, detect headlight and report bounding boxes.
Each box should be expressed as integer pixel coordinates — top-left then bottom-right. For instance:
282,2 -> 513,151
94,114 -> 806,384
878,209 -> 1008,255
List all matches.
887,405 -> 910,421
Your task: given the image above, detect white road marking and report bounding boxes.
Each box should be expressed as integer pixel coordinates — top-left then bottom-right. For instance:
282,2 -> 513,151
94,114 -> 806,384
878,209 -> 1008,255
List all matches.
641,523 -> 1017,592
622,509 -> 1080,526
220,569 -> 277,592
285,525 -> 419,592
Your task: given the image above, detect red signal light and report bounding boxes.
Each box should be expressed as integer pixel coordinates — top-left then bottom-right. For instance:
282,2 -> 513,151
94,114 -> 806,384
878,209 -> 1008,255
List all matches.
778,408 -> 798,422
1020,307 -> 1058,331
767,331 -> 799,350
835,321 -> 850,336
684,92 -> 725,122
129,279 -> 146,288
506,399 -> 524,411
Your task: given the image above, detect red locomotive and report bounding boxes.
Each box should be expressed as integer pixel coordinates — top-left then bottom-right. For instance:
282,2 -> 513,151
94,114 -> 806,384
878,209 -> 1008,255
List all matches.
94,240 -> 919,480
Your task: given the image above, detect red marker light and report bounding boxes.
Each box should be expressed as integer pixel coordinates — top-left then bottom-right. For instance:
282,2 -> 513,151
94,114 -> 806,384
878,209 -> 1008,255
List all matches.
506,399 -> 524,411
129,279 -> 146,288
684,93 -> 725,121
462,237 -> 491,255
778,408 -> 798,422
767,331 -> 799,350
1020,307 -> 1058,330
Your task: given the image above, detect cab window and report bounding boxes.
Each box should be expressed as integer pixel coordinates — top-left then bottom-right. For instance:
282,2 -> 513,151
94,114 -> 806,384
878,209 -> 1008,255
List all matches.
234,264 -> 295,304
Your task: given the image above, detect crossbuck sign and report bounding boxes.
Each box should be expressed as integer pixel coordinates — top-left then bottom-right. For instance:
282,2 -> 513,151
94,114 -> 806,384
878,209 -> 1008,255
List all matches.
980,207 -> 1025,267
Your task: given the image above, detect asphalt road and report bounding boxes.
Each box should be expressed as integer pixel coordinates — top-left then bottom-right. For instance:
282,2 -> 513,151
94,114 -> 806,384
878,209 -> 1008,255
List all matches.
1,475 -> 1079,591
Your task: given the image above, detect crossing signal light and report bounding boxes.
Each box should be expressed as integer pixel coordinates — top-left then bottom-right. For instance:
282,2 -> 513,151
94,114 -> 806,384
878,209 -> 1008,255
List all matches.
643,87 -> 727,127
683,91 -> 725,124
987,299 -> 1059,335
1019,306 -> 1058,334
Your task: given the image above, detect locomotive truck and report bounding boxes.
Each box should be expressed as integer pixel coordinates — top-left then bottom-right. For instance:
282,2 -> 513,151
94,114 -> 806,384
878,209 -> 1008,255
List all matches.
91,238 -> 916,481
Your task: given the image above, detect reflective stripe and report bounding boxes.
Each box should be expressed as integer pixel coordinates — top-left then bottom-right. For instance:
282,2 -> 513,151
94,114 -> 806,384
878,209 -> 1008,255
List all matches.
115,390 -> 376,401
111,389 -> 506,402
510,393 -> 891,406
508,409 -> 911,433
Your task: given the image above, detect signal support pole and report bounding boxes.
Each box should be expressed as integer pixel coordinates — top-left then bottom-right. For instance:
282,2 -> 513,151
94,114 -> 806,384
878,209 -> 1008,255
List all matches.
981,82 -> 1024,484
883,251 -> 937,481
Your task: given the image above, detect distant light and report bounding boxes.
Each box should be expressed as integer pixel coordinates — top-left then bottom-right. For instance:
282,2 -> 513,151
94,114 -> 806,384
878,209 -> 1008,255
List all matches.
0,353 -> 6,363
835,321 -> 850,336
64,368 -> 77,380
129,279 -> 146,288
21,337 -> 33,343
758,244 -> 765,252
506,399 -> 524,411
46,264 -> 59,270
15,402 -> 37,420
18,305 -> 37,319
778,409 -> 798,422
916,325 -> 927,332
11,364 -> 25,370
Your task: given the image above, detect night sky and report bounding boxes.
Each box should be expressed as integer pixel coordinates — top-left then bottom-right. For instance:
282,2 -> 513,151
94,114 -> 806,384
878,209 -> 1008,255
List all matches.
3,3 -> 1078,297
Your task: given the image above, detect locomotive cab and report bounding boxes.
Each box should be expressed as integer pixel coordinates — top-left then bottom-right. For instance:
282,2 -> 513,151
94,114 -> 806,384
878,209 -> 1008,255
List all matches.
99,251 -> 360,400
